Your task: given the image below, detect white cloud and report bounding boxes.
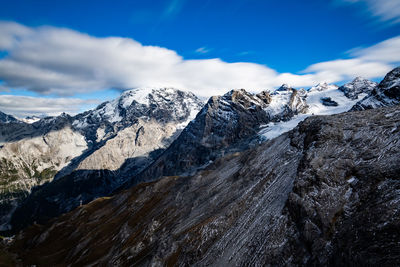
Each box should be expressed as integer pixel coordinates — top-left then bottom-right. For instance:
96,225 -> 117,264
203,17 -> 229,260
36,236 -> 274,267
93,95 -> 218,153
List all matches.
351,36 -> 400,62
0,95 -> 99,118
0,21 -> 32,50
0,20 -> 399,112
337,0 -> 400,24
303,59 -> 392,81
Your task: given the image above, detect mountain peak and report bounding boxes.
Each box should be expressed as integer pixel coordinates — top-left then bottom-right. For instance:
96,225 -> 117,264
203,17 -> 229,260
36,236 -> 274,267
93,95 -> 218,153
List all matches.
309,82 -> 338,92
339,76 -> 377,100
0,110 -> 19,123
352,66 -> 400,110
73,87 -> 203,130
277,84 -> 292,91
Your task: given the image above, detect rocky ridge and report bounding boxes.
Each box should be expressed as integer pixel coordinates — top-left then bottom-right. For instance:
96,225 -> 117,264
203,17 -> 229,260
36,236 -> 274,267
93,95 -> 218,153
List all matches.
0,87 -> 203,231
338,76 -> 377,100
6,74 -> 381,233
0,111 -> 18,123
352,67 -> 400,110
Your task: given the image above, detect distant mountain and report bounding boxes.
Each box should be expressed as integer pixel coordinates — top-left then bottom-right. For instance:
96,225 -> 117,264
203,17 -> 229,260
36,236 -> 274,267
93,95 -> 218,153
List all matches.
339,77 -> 378,100
20,115 -> 43,124
0,87 -> 203,232
8,103 -> 400,266
352,67 -> 400,110
0,111 -> 18,123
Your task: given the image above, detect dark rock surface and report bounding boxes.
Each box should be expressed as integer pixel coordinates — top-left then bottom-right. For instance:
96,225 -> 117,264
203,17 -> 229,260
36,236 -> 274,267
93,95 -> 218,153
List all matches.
0,111 -> 18,124
6,104 -> 400,266
320,96 -> 338,106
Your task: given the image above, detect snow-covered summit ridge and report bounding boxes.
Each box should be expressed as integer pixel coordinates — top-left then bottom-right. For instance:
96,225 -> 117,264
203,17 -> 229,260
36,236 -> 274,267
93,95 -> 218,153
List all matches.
309,82 -> 338,92
352,67 -> 400,111
339,77 -> 377,100
72,87 -> 203,130
259,78 -> 373,140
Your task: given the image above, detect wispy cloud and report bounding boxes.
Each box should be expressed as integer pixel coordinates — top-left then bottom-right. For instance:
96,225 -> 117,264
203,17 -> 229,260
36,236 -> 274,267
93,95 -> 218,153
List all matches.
336,0 -> 400,24
0,21 -> 399,106
195,47 -> 211,54
0,95 -> 99,117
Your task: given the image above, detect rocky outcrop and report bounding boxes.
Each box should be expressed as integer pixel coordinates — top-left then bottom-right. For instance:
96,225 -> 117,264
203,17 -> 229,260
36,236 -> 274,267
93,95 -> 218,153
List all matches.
320,97 -> 338,106
351,67 -> 400,110
6,104 -> 400,266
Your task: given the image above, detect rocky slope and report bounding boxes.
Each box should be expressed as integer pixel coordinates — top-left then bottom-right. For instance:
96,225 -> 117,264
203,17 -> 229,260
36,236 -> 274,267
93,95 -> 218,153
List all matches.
352,67 -> 400,110
7,74 -> 380,233
0,114 -> 87,231
130,79 -> 373,188
124,86 -> 308,188
0,111 -> 18,123
5,103 -> 400,266
0,88 -> 203,232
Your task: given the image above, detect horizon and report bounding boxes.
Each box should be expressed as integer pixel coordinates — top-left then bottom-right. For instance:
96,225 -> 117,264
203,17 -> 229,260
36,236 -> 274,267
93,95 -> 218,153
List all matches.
0,0 -> 400,117
0,75 -> 389,119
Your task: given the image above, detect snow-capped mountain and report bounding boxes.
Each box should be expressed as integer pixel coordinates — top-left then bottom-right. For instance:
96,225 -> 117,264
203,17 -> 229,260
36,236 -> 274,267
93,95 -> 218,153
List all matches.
339,77 -> 377,100
0,111 -> 19,123
4,67 -> 400,234
1,87 -> 203,231
19,115 -> 43,124
124,79 -> 371,189
352,67 -> 400,111
260,78 -> 367,140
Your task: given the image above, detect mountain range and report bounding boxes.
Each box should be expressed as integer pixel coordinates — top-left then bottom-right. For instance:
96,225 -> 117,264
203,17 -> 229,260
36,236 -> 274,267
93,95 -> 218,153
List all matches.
0,67 -> 399,266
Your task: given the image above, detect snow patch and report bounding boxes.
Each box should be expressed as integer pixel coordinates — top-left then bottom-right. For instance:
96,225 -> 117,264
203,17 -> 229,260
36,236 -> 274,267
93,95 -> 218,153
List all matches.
260,85 -> 367,140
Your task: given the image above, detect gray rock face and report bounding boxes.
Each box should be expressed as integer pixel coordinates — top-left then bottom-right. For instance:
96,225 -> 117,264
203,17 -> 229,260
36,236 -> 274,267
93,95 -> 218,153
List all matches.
125,87 -> 308,188
8,104 -> 400,266
1,88 -> 203,232
352,67 -> 400,110
339,76 -> 377,100
0,111 -> 18,123
320,96 -> 338,106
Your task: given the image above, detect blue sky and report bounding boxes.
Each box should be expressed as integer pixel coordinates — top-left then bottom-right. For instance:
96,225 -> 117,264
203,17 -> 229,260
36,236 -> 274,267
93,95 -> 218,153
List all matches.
0,0 -> 399,117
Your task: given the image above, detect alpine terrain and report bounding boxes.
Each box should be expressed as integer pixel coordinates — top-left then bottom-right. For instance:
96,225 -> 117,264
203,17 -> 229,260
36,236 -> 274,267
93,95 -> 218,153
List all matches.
0,88 -> 203,232
0,67 -> 399,266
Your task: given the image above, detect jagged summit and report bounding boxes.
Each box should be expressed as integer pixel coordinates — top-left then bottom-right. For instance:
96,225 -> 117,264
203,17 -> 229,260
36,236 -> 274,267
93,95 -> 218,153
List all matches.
352,67 -> 400,110
309,82 -> 338,92
276,83 -> 292,91
339,76 -> 377,100
73,87 -> 202,130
